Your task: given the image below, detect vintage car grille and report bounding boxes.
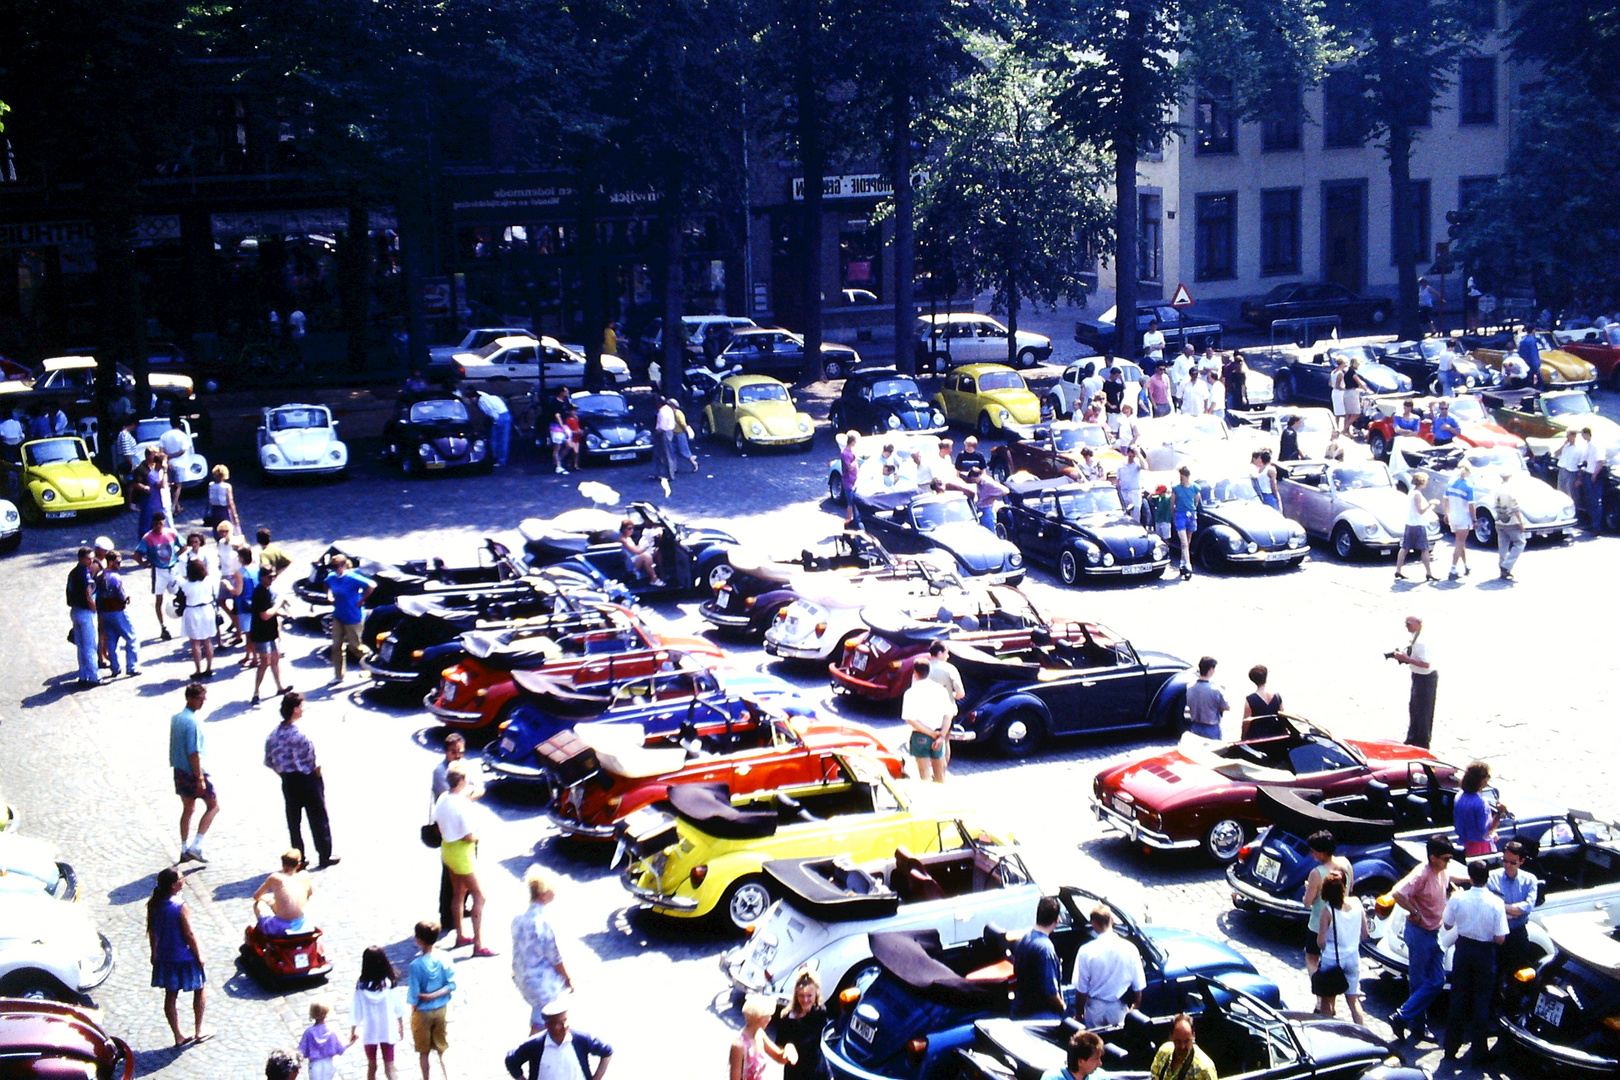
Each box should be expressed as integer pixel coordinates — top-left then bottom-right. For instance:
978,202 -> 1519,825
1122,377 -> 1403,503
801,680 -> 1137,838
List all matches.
435,436 -> 470,460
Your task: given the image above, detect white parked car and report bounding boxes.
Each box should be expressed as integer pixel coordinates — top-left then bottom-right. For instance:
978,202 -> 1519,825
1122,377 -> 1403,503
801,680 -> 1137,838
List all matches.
762,565 -> 958,663
722,843 -> 1042,1002
427,327 -> 533,378
1390,439 -> 1577,545
452,335 -> 630,387
0,892 -> 114,999
0,833 -> 77,901
132,417 -> 209,489
256,404 -> 348,478
915,313 -> 1053,372
0,498 -> 18,552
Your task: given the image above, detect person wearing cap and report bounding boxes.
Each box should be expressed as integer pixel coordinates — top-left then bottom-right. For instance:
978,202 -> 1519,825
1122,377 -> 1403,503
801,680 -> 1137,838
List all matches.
504,999 -> 612,1080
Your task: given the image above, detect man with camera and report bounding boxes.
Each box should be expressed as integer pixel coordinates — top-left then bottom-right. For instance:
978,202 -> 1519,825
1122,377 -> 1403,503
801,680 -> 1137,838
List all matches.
1387,615 -> 1437,749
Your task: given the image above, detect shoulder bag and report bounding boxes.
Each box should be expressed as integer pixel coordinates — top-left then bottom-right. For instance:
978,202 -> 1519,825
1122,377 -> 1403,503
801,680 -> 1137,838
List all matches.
1309,909 -> 1350,997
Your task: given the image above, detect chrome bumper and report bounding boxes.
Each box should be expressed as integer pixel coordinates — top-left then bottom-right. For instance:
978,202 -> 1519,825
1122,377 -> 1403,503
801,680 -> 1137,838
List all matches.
546,809 -> 617,840
763,636 -> 827,660
363,660 -> 417,683
1225,865 -> 1309,919
422,692 -> 482,723
80,933 -> 116,991
1223,549 -> 1308,564
1498,1015 -> 1618,1073
699,604 -> 754,628
1090,796 -> 1200,851
621,867 -> 700,913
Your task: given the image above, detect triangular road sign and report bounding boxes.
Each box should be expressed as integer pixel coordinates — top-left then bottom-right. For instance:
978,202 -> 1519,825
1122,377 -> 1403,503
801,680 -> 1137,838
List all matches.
1169,283 -> 1194,308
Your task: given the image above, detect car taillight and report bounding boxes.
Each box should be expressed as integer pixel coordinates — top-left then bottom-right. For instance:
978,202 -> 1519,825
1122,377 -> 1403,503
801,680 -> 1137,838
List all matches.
690,865 -> 707,887
375,632 -> 388,646
1513,967 -> 1538,984
744,596 -> 756,608
837,987 -> 860,1014
906,1037 -> 928,1063
1237,845 -> 1252,861
1602,1015 -> 1620,1034
815,622 -> 828,636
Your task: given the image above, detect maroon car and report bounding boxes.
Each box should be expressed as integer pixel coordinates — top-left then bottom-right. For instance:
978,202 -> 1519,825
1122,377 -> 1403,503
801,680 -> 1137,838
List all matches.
1558,325 -> 1620,389
0,999 -> 133,1079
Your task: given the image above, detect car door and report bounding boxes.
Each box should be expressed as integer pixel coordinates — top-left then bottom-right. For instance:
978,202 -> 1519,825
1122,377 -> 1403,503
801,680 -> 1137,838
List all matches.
1029,495 -> 1066,564
1295,357 -> 1331,402
539,344 -> 580,385
1048,641 -> 1150,735
713,385 -> 739,437
1277,466 -> 1330,536
975,320 -> 1008,363
940,374 -> 967,422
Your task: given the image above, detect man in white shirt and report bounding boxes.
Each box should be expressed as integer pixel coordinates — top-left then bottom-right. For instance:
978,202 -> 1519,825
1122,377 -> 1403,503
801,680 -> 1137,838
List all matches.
1170,345 -> 1194,411
1070,905 -> 1145,1028
1442,860 -> 1507,1065
1555,430 -> 1582,501
504,1000 -> 614,1080
1578,426 -> 1607,532
1079,362 -> 1105,406
1390,615 -> 1437,748
159,419 -> 193,519
1141,319 -> 1166,364
1184,371 -> 1209,417
902,660 -> 956,783
0,413 -> 22,447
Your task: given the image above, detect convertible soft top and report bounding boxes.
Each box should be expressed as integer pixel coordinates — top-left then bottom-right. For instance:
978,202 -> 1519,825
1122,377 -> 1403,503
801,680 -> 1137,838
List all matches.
869,929 -> 1010,1010
666,782 -> 777,839
764,857 -> 900,921
1255,785 -> 1395,847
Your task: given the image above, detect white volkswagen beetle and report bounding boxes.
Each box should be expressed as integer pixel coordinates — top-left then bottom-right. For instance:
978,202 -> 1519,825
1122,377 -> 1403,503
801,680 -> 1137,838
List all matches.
257,404 -> 348,479
132,417 -> 209,489
0,498 -> 19,552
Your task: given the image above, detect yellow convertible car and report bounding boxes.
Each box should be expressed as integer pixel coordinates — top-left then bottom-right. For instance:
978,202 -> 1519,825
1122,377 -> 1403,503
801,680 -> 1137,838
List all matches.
0,437 -> 123,522
619,754 -> 1013,932
1469,332 -> 1598,388
699,374 -> 815,454
931,363 -> 1042,438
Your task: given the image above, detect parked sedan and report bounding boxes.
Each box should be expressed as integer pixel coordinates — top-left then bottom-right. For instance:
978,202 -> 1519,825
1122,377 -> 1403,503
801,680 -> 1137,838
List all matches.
950,622 -> 1189,757
830,369 -> 947,436
571,390 -> 653,465
1555,323 -> 1620,388
0,1000 -> 134,1079
1240,282 -> 1393,329
256,404 -> 348,479
1074,302 -> 1223,353
915,313 -> 1053,372
382,390 -> 491,476
0,437 -> 123,522
1161,472 -> 1309,572
452,335 -> 631,387
1275,459 -> 1442,560
1091,714 -> 1442,862
930,365 -> 1042,438
713,328 -> 862,381
427,326 -> 532,381
0,832 -> 78,901
994,478 -> 1168,584
698,375 -> 814,454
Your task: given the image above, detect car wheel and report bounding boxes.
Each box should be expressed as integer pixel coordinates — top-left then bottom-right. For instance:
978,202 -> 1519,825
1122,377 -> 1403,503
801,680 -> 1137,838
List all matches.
1473,510 -> 1496,546
1197,534 -> 1227,572
1368,431 -> 1389,461
824,357 -> 844,381
733,428 -> 748,456
993,710 -> 1044,758
1202,818 -> 1247,864
717,874 -> 775,933
828,473 -> 845,505
1272,373 -> 1295,407
1331,523 -> 1360,561
977,412 -> 996,439
401,451 -> 420,477
828,405 -> 844,432
1058,550 -> 1079,585
989,457 -> 1010,483
992,519 -> 1013,542
1603,496 -> 1620,533
0,531 -> 20,553
1047,394 -> 1067,420
1428,373 -> 1446,396
706,561 -> 733,592
0,971 -> 63,1001
1016,347 -> 1037,369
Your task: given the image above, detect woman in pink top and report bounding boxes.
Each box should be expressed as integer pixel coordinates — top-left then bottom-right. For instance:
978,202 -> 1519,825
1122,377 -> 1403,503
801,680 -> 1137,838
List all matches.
731,995 -> 793,1080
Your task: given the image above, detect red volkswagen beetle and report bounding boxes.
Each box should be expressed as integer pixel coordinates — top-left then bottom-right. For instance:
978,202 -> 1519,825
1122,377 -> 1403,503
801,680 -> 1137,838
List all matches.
1090,714 -> 1454,862
0,999 -> 133,1079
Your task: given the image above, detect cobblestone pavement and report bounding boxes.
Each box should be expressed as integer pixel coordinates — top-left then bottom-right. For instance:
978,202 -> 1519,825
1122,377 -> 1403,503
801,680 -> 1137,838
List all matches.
0,394 -> 1612,1079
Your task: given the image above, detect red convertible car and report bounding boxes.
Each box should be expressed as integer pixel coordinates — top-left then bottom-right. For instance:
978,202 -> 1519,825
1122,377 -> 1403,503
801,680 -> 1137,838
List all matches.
541,714 -> 905,839
1363,394 -> 1525,462
1557,324 -> 1620,388
1090,714 -> 1453,862
425,622 -> 726,734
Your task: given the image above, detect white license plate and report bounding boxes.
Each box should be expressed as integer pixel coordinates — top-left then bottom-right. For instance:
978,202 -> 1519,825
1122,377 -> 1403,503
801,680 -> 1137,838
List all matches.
425,461 -> 446,470
718,592 -> 733,609
499,737 -> 515,753
1534,996 -> 1565,1026
440,678 -> 455,702
1255,853 -> 1282,883
850,1015 -> 876,1043
850,653 -> 867,673
44,510 -> 73,520
608,452 -> 635,461
1123,563 -> 1152,574
293,953 -> 310,969
381,642 -> 395,662
1265,550 -> 1295,561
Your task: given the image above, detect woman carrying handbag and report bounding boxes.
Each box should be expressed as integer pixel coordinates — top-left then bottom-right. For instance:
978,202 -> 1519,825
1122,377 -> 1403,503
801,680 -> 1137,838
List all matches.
1312,872 -> 1369,1023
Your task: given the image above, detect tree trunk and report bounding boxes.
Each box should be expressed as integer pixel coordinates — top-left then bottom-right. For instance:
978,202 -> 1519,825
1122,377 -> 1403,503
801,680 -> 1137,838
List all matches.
892,85 -> 916,376
397,176 -> 432,374
579,170 -> 606,389
92,211 -> 143,461
797,45 -> 826,383
341,202 -> 371,376
1113,1 -> 1147,359
1005,269 -> 1020,370
661,205 -> 686,400
1387,124 -> 1422,341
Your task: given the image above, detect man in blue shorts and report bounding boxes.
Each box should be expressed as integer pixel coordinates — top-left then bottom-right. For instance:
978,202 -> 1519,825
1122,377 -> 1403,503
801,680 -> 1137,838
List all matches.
1172,466 -> 1201,580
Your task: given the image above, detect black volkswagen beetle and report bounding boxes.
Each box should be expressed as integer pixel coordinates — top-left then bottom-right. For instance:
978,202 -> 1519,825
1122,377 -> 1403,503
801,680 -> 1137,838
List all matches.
829,369 -> 948,436
383,390 -> 492,475
1159,472 -> 1310,572
994,477 -> 1168,585
1501,910 -> 1620,1074
572,390 -> 654,465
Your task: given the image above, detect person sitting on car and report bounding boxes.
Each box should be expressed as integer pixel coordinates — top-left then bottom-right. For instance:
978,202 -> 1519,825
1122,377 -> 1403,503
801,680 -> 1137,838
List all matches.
619,520 -> 664,587
1392,400 -> 1423,437
252,849 -> 314,936
1431,400 -> 1462,446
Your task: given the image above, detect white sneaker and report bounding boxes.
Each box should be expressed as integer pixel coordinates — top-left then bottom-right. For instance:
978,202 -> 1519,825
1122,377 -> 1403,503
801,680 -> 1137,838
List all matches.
554,466 -> 565,474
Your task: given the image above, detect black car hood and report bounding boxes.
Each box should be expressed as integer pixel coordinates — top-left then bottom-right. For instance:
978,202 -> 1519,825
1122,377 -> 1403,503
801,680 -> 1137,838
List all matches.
583,420 -> 641,446
405,418 -> 480,439
1074,518 -> 1161,558
1205,502 -> 1298,548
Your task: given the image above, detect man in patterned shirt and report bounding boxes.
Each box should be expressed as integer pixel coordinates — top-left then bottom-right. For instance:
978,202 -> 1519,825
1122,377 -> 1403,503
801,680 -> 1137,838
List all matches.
511,868 -> 573,1034
263,692 -> 339,869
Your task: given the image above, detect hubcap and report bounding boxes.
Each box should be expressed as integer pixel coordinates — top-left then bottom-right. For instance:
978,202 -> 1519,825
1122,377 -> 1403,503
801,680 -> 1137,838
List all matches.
1005,719 -> 1029,743
1060,553 -> 1076,582
709,564 -> 733,590
729,884 -> 770,927
1208,819 -> 1243,859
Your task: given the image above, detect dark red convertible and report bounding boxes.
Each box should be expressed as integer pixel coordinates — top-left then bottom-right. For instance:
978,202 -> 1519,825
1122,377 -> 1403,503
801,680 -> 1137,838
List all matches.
1090,714 -> 1454,862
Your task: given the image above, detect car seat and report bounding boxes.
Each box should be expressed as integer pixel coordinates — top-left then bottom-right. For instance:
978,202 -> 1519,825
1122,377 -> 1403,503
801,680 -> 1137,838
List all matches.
775,793 -> 819,824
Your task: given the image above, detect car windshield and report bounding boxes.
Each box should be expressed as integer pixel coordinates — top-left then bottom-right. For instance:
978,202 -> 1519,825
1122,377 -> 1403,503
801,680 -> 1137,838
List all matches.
1417,339 -> 1461,362
1331,464 -> 1391,491
912,496 -> 975,530
738,383 -> 789,405
870,378 -> 919,399
134,420 -> 170,442
472,341 -> 506,360
1546,393 -> 1594,417
1466,448 -> 1524,473
25,438 -> 88,466
1188,414 -> 1228,439
1330,345 -> 1383,365
409,399 -> 469,423
270,408 -> 328,431
576,394 -> 629,418
1056,488 -> 1124,517
1201,477 -> 1261,505
1053,425 -> 1107,451
1265,284 -> 1297,301
977,371 -> 1026,393
1447,397 -> 1487,422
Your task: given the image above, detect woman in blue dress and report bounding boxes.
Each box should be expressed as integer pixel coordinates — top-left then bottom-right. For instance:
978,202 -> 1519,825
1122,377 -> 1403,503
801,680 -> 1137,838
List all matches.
148,866 -> 211,1046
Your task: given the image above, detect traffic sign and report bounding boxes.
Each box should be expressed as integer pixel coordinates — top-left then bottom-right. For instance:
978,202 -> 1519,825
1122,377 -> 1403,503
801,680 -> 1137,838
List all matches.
1170,283 -> 1194,308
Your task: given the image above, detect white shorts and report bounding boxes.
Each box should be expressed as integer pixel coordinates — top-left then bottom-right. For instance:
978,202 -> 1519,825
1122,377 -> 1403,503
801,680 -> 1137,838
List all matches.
1331,389 -> 1350,417
153,566 -> 178,594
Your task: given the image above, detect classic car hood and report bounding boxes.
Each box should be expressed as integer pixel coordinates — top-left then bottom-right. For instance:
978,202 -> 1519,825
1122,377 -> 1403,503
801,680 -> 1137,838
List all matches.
268,427 -> 338,462
0,834 -> 65,893
0,891 -> 98,944
916,522 -> 1016,573
982,389 -> 1041,422
1456,421 -> 1522,448
1145,926 -> 1273,992
407,418 -> 479,439
1471,474 -> 1574,523
1359,364 -> 1408,394
584,420 -> 641,445
1079,519 -> 1162,558
1112,751 -> 1245,809
1333,487 -> 1408,531
1293,1019 -> 1392,1065
36,459 -> 113,503
1206,502 -> 1299,546
742,403 -> 803,436
1542,348 -> 1595,378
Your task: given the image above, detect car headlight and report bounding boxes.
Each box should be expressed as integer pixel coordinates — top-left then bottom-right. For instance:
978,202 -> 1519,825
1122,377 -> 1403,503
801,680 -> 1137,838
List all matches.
932,410 -> 945,424
1225,534 -> 1243,551
1287,533 -> 1305,548
798,418 -> 811,432
1245,541 -> 1259,554
418,444 -> 432,457
635,431 -> 651,445
1084,546 -> 1102,566
1465,375 -> 1477,386
886,414 -> 901,429
41,489 -> 55,502
3,509 -> 16,523
473,439 -> 487,455
1152,541 -> 1167,558
1101,552 -> 1115,567
997,409 -> 1010,424
586,433 -> 602,448
749,421 -> 764,436
1008,552 -> 1023,568
106,481 -> 119,495
1360,523 -> 1380,538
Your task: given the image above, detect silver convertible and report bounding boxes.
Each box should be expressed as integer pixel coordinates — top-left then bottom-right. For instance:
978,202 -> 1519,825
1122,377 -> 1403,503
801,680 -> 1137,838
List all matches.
1276,459 -> 1441,560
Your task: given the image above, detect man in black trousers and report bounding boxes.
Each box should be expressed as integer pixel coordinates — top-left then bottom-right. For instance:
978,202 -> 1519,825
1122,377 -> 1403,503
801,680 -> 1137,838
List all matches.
263,692 -> 340,869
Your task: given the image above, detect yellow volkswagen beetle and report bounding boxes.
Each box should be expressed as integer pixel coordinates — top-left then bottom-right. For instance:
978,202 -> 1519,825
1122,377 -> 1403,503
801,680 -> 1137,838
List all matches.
931,363 -> 1042,438
619,753 -> 1013,932
699,374 -> 815,454
1,437 -> 123,522
1470,332 -> 1598,389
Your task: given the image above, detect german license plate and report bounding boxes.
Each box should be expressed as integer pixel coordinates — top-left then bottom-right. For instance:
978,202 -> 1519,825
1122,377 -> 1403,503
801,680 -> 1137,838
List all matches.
850,1014 -> 876,1043
608,452 -> 634,461
439,678 -> 455,703
426,461 -> 445,469
293,953 -> 310,969
718,592 -> 733,609
850,653 -> 867,673
1265,550 -> 1294,561
1123,563 -> 1152,574
1255,853 -> 1282,883
45,510 -> 73,520
1534,996 -> 1565,1026
499,737 -> 515,754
